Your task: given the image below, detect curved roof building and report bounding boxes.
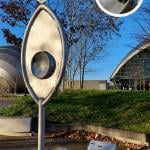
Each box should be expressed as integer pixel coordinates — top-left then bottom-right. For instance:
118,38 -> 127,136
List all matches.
110,43 -> 150,90
0,46 -> 25,93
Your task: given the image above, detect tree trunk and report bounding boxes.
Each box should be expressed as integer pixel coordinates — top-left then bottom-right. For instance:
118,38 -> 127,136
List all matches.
80,66 -> 85,89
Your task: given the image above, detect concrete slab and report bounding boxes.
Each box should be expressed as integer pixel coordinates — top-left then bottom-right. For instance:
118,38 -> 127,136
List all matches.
0,117 -> 32,136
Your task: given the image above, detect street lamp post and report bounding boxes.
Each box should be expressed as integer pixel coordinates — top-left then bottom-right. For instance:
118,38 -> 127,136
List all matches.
21,1 -> 67,150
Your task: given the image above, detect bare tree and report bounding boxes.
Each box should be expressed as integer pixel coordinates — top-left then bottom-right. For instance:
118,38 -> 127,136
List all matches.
61,0 -> 123,88
128,61 -> 145,90
134,5 -> 150,44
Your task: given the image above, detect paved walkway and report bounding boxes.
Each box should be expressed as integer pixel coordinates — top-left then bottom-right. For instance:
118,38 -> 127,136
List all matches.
0,135 -> 37,149
0,135 -> 87,150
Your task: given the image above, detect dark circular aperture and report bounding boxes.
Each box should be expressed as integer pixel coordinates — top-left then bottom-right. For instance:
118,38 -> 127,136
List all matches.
31,51 -> 56,79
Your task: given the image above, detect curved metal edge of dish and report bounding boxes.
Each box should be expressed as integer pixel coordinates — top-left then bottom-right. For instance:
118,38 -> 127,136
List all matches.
21,4 -> 68,106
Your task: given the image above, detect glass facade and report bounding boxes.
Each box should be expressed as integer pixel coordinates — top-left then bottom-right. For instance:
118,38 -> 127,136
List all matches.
111,45 -> 150,90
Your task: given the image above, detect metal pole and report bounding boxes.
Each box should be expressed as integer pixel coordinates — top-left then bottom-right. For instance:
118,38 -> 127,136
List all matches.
38,99 -> 45,150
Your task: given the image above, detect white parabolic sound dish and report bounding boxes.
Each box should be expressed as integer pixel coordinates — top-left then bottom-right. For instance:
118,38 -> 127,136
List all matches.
21,4 -> 66,105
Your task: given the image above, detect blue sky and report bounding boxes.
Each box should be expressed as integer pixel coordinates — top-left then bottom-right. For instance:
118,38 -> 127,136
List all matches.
0,0 -> 149,81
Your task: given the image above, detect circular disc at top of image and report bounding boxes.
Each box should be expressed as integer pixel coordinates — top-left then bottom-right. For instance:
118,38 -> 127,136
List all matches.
96,0 -> 143,17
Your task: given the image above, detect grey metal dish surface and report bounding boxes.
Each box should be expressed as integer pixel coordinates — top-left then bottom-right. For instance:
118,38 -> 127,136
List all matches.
99,0 -> 139,14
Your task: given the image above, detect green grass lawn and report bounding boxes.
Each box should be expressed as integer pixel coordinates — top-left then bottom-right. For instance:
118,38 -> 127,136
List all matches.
0,90 -> 150,133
